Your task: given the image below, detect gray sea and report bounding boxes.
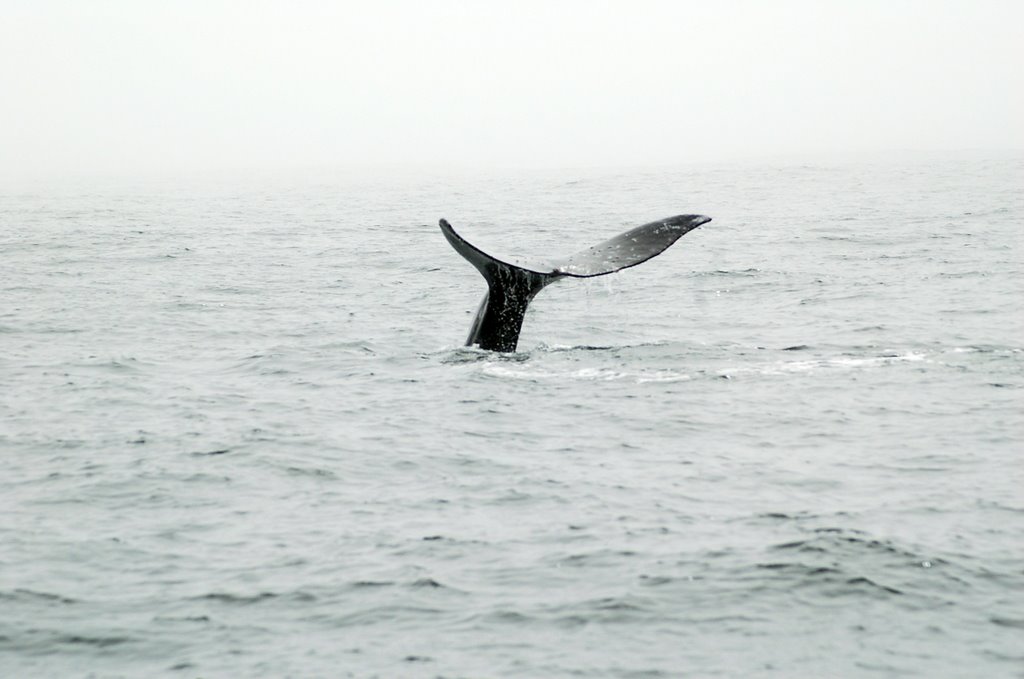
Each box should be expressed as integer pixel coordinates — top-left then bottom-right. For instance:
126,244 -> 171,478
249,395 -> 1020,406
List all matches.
2,152 -> 1022,678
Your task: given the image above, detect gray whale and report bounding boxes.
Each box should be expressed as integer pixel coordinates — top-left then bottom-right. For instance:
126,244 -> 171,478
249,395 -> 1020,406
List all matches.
440,214 -> 710,352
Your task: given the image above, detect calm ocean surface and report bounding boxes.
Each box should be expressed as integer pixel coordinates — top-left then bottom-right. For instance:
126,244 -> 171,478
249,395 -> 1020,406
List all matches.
2,152 -> 1022,678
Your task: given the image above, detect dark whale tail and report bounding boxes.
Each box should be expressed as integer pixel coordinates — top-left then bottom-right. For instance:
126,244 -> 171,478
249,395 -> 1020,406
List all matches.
440,214 -> 711,352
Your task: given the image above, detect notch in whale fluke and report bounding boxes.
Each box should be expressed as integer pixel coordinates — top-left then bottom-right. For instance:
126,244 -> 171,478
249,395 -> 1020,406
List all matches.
440,214 -> 710,352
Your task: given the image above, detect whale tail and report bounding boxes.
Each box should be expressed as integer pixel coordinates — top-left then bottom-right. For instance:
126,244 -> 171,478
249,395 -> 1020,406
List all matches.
440,214 -> 710,352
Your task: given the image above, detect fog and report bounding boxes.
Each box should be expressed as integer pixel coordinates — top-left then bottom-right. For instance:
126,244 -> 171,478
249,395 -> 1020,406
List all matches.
2,1 -> 1022,181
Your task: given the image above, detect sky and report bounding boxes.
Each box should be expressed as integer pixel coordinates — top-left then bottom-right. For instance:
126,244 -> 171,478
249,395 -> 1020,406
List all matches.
1,1 -> 1022,181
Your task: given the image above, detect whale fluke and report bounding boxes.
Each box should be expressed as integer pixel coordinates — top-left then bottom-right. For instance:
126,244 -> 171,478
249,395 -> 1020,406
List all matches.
440,214 -> 710,352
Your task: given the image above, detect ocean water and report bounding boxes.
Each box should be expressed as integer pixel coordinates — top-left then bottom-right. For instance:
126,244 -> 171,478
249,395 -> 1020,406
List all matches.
1,152 -> 1022,678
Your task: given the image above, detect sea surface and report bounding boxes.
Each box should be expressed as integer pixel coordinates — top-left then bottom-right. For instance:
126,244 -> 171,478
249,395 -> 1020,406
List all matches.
1,152 -> 1022,678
